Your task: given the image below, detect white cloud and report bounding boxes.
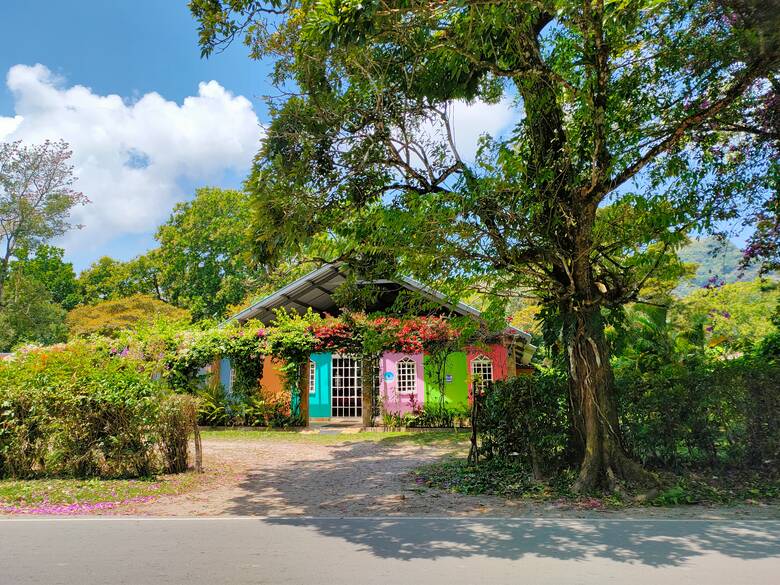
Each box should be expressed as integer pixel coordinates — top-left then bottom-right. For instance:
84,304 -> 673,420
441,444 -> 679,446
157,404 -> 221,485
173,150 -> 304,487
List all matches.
0,64 -> 260,255
449,97 -> 519,160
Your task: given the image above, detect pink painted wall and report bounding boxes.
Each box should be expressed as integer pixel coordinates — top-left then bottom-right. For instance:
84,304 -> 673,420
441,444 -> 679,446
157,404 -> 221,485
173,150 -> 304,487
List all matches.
380,352 -> 425,414
465,344 -> 509,382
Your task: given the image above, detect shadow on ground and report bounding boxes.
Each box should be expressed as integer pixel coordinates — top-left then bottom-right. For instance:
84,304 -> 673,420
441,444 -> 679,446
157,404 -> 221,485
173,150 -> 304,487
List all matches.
220,438 -> 780,567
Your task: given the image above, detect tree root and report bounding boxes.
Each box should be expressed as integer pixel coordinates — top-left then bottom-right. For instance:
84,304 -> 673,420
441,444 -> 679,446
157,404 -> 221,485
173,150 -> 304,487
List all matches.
573,447 -> 660,495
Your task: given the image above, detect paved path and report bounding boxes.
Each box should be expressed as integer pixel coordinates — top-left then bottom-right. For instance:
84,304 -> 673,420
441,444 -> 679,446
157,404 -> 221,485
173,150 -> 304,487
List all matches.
1,517 -> 778,584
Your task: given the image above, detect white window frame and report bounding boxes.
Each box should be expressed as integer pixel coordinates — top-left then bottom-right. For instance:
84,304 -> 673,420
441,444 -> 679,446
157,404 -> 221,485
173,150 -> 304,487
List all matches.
471,355 -> 493,393
308,359 -> 316,395
396,357 -> 417,394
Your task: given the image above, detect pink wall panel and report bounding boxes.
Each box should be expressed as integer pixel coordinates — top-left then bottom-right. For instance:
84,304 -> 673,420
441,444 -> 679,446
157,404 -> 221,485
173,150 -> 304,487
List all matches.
466,343 -> 509,386
380,352 -> 425,414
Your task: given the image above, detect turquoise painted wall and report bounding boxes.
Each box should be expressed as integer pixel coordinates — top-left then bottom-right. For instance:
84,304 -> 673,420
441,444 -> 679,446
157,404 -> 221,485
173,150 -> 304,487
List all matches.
310,352 -> 331,418
423,351 -> 469,410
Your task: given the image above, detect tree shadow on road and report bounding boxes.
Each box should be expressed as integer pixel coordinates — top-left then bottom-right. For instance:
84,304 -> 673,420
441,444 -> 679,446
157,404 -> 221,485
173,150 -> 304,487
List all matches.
267,516 -> 780,567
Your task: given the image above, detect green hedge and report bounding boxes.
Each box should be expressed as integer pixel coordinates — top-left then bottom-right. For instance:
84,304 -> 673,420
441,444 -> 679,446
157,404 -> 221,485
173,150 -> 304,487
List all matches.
0,342 -> 197,479
476,355 -> 779,475
617,356 -> 780,470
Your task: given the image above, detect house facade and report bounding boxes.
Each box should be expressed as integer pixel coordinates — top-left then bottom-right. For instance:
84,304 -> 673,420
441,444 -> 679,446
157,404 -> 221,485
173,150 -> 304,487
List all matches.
218,264 -> 536,424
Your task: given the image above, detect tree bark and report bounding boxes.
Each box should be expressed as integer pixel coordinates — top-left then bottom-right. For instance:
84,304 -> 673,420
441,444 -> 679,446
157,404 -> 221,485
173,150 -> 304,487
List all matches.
299,360 -> 310,427
566,304 -> 657,493
0,252 -> 11,305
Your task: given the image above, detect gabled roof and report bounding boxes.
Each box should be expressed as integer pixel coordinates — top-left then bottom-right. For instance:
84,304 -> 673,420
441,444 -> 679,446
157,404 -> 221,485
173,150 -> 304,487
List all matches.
229,263 -> 531,342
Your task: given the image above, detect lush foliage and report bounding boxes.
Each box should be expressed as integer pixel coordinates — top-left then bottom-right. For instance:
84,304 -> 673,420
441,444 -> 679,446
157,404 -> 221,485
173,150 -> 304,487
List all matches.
614,304 -> 780,469
76,256 -> 163,305
66,294 -> 191,338
196,382 -> 299,428
381,403 -> 471,430
477,371 -> 571,477
10,245 -> 80,310
0,272 -> 68,351
0,342 -> 198,479
670,279 -> 779,350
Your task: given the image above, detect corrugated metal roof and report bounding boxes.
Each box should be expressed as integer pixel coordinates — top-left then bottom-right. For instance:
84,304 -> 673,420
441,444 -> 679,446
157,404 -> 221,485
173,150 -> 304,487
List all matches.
227,263 -> 532,342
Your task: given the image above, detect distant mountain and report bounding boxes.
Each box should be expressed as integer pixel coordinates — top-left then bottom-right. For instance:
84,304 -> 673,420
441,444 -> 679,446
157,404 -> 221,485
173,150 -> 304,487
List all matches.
676,237 -> 765,296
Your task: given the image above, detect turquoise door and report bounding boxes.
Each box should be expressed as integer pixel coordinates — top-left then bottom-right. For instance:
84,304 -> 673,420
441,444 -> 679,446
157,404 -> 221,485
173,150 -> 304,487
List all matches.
219,358 -> 232,394
309,353 -> 331,418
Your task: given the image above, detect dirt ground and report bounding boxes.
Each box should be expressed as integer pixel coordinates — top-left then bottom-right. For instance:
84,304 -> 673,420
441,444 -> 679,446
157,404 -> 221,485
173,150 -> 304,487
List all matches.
119,436 -> 780,519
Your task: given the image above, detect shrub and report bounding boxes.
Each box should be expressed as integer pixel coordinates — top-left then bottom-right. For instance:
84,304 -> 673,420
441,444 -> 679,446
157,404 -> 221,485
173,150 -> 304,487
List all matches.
195,383 -> 302,428
158,394 -> 199,474
616,356 -> 780,470
379,395 -> 470,428
477,371 -> 570,477
0,342 -> 197,479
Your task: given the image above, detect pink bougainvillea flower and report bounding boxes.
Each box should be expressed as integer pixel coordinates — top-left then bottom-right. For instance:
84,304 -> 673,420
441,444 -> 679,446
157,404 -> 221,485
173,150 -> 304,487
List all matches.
1,495 -> 157,516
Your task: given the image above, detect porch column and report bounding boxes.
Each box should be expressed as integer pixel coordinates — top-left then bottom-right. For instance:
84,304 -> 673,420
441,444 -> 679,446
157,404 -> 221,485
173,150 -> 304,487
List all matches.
299,360 -> 310,427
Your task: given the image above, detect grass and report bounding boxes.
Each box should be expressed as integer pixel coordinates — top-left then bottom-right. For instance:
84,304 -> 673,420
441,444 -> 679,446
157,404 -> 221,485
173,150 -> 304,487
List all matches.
200,428 -> 472,446
0,473 -> 200,513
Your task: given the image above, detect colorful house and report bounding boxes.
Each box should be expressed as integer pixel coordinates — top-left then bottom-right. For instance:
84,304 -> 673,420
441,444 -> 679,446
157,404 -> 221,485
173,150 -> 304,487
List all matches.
219,264 -> 536,425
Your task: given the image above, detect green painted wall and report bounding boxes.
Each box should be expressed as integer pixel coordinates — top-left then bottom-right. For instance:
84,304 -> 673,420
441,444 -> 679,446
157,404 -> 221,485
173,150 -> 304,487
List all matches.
423,351 -> 469,410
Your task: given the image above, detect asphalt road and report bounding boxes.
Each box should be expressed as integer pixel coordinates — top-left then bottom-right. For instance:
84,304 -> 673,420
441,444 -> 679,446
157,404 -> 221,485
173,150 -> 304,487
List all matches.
1,517 -> 778,585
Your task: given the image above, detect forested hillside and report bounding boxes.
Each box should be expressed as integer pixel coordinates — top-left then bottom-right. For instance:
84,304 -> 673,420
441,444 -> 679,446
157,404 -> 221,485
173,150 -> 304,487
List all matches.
677,237 -> 767,295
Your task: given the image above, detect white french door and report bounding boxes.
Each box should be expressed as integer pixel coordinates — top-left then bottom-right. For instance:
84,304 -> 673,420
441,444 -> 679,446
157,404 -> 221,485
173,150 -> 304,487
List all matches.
331,355 -> 362,418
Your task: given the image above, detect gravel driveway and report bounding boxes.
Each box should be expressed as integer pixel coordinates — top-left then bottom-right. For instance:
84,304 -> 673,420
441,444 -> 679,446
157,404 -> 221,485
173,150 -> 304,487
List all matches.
129,436 -> 522,517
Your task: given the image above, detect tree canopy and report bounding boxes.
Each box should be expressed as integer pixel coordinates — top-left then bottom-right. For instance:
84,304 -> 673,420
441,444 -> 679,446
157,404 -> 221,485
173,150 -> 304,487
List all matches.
11,245 -> 80,310
154,187 -> 256,320
0,271 -> 67,351
66,294 -> 191,338
0,140 -> 87,304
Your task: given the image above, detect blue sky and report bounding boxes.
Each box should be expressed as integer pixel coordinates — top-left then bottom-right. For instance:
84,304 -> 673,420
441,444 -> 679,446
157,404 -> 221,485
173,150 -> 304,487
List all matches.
0,1 -> 269,116
0,1 -> 272,272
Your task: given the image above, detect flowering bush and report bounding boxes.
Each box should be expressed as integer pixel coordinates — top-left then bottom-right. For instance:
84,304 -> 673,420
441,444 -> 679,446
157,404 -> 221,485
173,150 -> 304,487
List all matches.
307,313 -> 463,355
393,316 -> 460,353
311,319 -> 358,352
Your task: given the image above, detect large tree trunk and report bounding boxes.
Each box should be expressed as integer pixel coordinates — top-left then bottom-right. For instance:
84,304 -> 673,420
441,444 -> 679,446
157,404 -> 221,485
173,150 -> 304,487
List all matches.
566,304 -> 657,493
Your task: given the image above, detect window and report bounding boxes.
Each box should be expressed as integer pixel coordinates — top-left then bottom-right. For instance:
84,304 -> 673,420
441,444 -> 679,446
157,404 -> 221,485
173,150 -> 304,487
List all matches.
308,360 -> 316,395
396,357 -> 417,393
471,355 -> 493,393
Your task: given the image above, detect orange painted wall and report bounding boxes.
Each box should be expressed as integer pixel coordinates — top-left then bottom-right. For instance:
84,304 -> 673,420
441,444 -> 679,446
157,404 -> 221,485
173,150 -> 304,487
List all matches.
259,355 -> 286,399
